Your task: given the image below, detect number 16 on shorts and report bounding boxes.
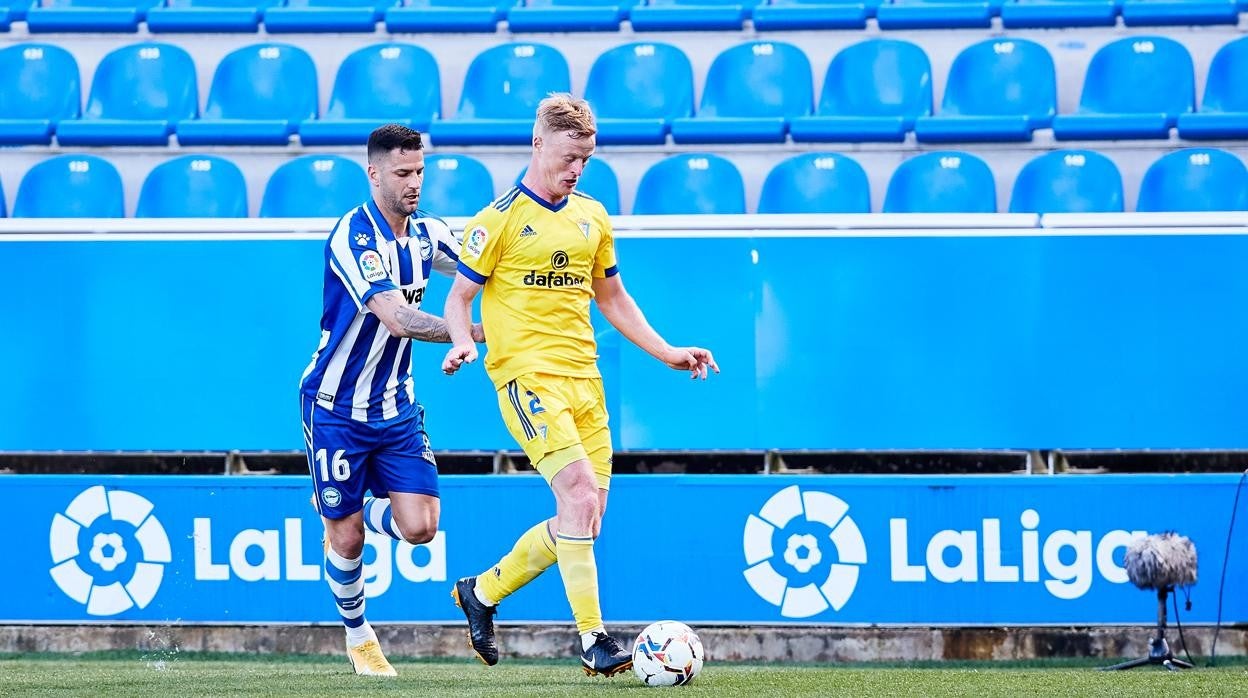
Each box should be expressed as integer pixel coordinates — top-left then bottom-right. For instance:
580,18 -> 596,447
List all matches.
316,448 -> 352,482
312,448 -> 352,511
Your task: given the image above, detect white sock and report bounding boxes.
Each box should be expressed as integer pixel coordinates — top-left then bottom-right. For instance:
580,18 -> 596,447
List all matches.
345,621 -> 376,648
580,627 -> 606,651
362,497 -> 407,542
473,580 -> 496,608
326,547 -> 372,647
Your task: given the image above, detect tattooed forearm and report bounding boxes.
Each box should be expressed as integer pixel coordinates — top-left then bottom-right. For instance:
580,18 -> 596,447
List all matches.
394,305 -> 453,343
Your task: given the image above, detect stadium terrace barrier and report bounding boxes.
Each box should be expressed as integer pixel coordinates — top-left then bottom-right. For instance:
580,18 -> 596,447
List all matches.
7,473 -> 1246,625
2,213 -> 1248,452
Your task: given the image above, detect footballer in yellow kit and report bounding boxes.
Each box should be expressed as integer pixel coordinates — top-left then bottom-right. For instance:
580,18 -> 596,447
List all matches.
441,94 -> 718,678
456,187 -> 616,488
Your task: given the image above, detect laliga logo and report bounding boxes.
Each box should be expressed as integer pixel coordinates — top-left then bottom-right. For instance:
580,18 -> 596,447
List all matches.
743,485 -> 867,618
49,486 -> 171,616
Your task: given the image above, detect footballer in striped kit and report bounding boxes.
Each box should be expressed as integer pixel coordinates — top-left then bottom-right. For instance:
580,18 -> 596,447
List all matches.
299,124 -> 483,676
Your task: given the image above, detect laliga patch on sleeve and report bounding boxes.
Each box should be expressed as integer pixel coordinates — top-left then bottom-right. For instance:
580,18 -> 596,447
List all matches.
358,250 -> 386,282
465,225 -> 488,257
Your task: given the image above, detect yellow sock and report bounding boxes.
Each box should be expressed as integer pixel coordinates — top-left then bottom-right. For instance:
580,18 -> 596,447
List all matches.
477,520 -> 558,605
555,533 -> 603,634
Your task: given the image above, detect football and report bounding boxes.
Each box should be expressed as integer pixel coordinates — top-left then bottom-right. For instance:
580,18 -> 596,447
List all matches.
631,620 -> 705,686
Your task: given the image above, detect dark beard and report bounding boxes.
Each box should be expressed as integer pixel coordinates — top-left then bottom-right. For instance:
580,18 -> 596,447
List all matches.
388,193 -> 417,217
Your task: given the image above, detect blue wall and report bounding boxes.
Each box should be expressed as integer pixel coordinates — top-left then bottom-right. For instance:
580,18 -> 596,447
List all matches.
9,474 -> 1245,625
2,232 -> 1247,451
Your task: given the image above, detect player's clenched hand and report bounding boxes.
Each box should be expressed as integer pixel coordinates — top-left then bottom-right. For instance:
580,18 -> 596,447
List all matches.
442,344 -> 477,375
661,346 -> 720,380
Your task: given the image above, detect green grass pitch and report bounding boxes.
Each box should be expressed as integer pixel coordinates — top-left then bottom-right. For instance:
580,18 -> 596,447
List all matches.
2,653 -> 1246,696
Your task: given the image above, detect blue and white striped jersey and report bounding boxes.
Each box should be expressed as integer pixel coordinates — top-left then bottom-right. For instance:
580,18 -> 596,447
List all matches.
300,199 -> 461,422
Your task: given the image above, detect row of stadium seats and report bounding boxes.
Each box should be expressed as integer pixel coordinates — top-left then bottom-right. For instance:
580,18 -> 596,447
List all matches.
3,0 -> 1245,33
2,148 -> 1244,218
4,35 -> 1246,147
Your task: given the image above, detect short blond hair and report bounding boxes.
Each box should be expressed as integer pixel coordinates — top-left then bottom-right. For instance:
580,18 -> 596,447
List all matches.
534,93 -> 597,140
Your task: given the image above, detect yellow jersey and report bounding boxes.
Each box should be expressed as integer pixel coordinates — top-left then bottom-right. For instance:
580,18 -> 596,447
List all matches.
458,184 -> 618,388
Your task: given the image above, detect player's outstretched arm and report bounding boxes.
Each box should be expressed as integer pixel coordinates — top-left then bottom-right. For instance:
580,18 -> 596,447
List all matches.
592,275 -> 719,380
367,290 -> 484,343
442,272 -> 485,375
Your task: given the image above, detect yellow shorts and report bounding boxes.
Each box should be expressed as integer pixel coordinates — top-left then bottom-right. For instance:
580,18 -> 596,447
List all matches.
497,373 -> 612,490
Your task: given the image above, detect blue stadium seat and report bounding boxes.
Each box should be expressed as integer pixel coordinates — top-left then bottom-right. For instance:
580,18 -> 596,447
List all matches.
1009,150 -> 1123,213
670,41 -> 812,144
507,0 -> 634,32
25,0 -> 158,32
876,0 -> 993,29
914,38 -> 1055,143
513,158 -> 621,214
147,0 -> 279,33
428,43 -> 569,146
136,155 -> 248,218
584,42 -> 693,145
1177,37 -> 1248,140
4,0 -> 35,21
0,177 -> 6,217
13,155 -> 124,218
758,153 -> 870,213
1000,0 -> 1117,26
176,43 -> 317,146
1136,148 -> 1248,212
264,0 -> 393,32
261,155 -> 369,217
385,0 -> 510,32
1052,36 -> 1194,140
56,43 -> 197,147
633,153 -> 746,215
1000,0 -> 1117,28
752,0 -> 876,30
420,154 -> 494,217
883,151 -> 996,213
0,44 -> 79,145
300,43 -> 440,146
790,39 -> 931,143
1121,0 -> 1237,26
629,0 -> 760,31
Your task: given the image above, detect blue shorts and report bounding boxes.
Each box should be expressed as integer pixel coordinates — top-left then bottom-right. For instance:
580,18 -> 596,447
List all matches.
300,395 -> 439,520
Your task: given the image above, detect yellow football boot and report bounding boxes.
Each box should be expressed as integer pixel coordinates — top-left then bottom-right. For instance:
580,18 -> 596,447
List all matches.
347,639 -> 397,677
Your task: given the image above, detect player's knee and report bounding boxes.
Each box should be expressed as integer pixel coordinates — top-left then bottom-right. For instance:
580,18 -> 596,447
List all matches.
565,489 -> 600,520
328,528 -> 365,559
392,511 -> 438,545
401,524 -> 437,546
